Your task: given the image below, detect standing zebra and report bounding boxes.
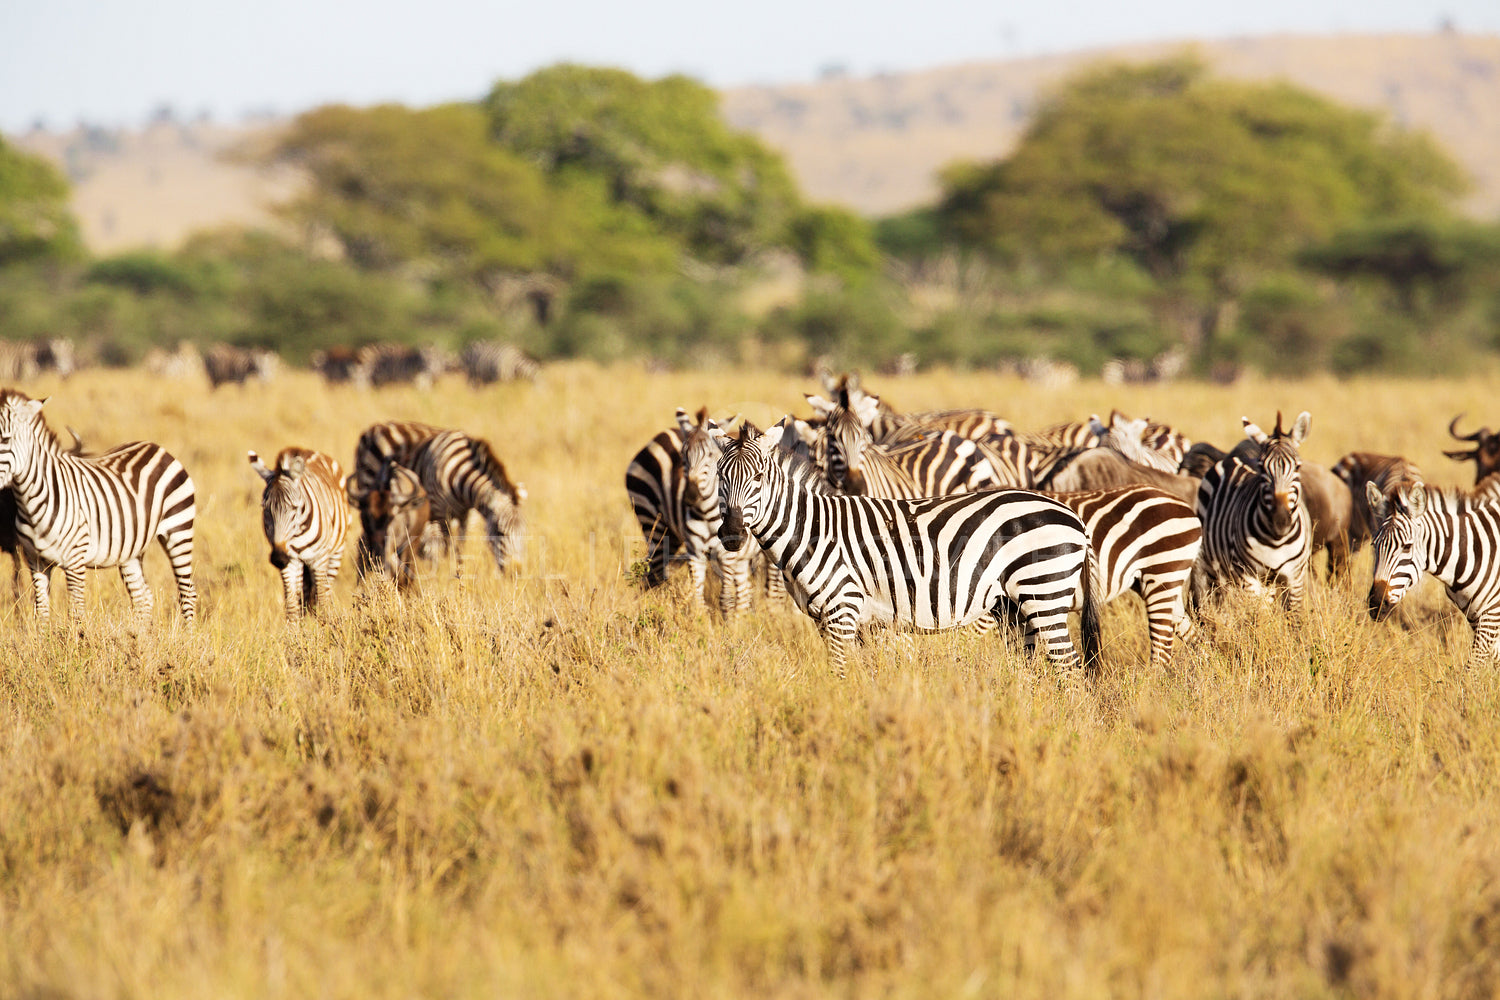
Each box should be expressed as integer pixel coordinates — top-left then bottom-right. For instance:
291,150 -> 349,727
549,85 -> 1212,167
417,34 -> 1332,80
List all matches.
624,408 -> 755,615
984,486 -> 1202,667
410,429 -> 526,576
348,420 -> 444,575
0,390 -> 197,624
716,420 -> 1102,676
1192,411 -> 1313,615
249,447 -> 349,618
1366,482 -> 1500,667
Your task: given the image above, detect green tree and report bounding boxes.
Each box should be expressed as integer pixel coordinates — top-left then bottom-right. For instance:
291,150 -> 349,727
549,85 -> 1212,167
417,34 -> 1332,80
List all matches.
484,65 -> 803,266
935,56 -> 1467,291
0,137 -> 82,266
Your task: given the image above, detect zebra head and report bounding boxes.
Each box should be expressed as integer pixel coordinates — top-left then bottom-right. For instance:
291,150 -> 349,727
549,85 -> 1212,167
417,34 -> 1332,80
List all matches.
0,391 -> 51,489
675,407 -> 726,510
717,421 -> 787,552
1366,481 -> 1428,621
821,386 -> 882,493
1243,411 -> 1310,535
250,449 -> 313,569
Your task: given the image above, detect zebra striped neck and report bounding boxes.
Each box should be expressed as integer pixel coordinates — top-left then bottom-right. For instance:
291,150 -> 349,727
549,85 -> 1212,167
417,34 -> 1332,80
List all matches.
2,407 -> 65,507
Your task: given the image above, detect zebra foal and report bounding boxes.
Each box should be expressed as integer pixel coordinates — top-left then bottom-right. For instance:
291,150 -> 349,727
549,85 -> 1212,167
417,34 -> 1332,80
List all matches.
0,390 -> 197,625
716,421 -> 1102,677
1192,411 -> 1313,615
1367,482 -> 1500,667
249,447 -> 349,617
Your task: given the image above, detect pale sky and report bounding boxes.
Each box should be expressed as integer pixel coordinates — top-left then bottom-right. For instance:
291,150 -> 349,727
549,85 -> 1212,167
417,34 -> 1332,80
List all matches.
3,0 -> 1498,132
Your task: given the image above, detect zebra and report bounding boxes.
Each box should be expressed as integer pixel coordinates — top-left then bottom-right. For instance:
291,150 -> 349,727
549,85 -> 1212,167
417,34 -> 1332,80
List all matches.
359,343 -> 455,389
0,389 -> 197,625
311,346 -> 369,388
1366,481 -> 1500,667
355,460 -> 430,593
249,448 -> 349,618
1015,419 -> 1103,484
0,338 -> 77,381
1192,411 -> 1313,615
409,429 -> 526,576
624,408 -> 756,615
460,341 -> 541,386
1014,486 -> 1202,667
1091,411 -> 1192,474
348,421 -> 445,577
716,420 -> 1103,677
204,343 -> 278,389
819,386 -> 1026,498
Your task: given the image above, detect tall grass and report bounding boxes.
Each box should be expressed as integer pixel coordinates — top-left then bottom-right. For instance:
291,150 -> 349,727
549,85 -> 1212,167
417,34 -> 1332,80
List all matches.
2,364 -> 1499,998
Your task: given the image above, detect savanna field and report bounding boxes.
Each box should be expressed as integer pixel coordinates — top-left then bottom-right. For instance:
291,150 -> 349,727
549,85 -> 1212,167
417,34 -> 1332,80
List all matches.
5,364 -> 1500,999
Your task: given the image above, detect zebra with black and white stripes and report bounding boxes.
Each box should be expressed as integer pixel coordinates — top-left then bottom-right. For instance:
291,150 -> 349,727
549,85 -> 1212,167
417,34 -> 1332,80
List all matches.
410,428 -> 526,576
716,420 -> 1103,676
1366,482 -> 1500,666
249,447 -> 349,618
1192,411 -> 1313,615
624,408 -> 758,615
0,389 -> 197,624
347,420 -> 443,575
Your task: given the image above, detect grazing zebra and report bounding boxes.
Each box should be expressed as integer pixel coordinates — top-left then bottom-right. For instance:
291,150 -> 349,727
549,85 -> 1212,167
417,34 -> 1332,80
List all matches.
348,421 -> 445,575
624,408 -> 755,615
356,461 -> 430,592
1192,411 -> 1313,615
460,341 -> 541,386
1367,482 -> 1500,667
1444,415 -> 1500,484
981,486 -> 1203,666
249,448 -> 349,618
359,343 -> 455,389
716,420 -> 1103,677
0,390 -> 197,624
204,343 -> 277,389
410,429 -> 526,576
819,387 -> 1024,497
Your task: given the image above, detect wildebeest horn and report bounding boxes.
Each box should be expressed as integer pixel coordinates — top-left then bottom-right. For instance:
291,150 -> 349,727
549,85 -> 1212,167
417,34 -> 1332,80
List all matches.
1449,414 -> 1486,443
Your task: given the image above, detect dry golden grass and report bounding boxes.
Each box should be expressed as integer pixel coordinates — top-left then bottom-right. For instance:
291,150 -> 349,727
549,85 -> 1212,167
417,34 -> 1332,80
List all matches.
2,364 -> 1500,999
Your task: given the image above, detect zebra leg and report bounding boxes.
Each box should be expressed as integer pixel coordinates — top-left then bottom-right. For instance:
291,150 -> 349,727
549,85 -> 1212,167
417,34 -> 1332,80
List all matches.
158,527 -> 197,623
62,563 -> 88,622
118,557 -> 155,626
1141,577 -> 1186,668
820,607 -> 860,679
312,557 -> 336,613
27,558 -> 52,624
280,558 -> 305,618
1015,597 -> 1081,670
1467,610 -> 1500,668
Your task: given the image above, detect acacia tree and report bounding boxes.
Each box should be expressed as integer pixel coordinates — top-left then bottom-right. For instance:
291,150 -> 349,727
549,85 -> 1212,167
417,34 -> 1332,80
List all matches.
484,65 -> 804,266
936,57 -> 1468,291
0,137 -> 82,267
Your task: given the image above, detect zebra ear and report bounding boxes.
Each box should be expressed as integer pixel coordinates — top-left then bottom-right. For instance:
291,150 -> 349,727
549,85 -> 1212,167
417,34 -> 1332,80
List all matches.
760,423 -> 787,453
1406,484 -> 1427,519
1290,411 -> 1311,446
674,407 -> 694,435
1242,417 -> 1268,445
1366,481 -> 1387,521
803,393 -> 834,418
1088,414 -> 1107,436
248,450 -> 274,482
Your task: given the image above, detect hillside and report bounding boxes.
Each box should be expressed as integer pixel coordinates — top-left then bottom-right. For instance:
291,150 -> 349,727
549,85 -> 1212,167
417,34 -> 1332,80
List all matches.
9,32 -> 1500,253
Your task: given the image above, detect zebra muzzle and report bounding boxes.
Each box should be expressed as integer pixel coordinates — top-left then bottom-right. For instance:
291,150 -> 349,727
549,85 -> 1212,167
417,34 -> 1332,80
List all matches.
1367,580 -> 1396,621
270,546 -> 292,570
720,508 -> 746,551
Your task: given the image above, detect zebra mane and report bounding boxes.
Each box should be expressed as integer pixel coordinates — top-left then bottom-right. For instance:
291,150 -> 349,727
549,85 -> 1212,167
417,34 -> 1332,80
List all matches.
1424,484 -> 1500,515
768,423 -> 832,495
471,436 -> 525,502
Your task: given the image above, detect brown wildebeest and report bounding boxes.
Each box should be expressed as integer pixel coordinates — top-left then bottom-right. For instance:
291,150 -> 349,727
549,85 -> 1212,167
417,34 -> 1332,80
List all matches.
1444,414 -> 1500,484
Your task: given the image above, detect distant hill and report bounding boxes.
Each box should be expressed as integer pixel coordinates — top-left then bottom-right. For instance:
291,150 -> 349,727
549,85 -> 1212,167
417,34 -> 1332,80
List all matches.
10,32 -> 1500,254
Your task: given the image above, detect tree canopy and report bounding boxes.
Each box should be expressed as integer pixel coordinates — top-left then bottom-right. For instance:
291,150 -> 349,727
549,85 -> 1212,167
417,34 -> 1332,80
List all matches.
0,137 -> 82,266
934,57 -> 1469,290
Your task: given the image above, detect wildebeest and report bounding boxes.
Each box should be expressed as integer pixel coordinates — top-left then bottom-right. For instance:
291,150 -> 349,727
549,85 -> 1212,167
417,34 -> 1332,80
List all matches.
204,344 -> 278,389
1444,415 -> 1500,484
1330,452 -> 1424,554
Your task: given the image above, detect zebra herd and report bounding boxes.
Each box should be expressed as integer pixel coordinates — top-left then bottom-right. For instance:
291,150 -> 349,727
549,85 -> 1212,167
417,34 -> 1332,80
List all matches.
7,367 -> 1500,675
0,389 -> 526,626
627,374 -> 1500,672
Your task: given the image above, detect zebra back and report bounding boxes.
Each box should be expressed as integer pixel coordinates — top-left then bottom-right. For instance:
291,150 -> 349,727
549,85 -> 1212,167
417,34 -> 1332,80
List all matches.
821,388 -> 1001,498
460,341 -> 541,386
349,421 -> 442,503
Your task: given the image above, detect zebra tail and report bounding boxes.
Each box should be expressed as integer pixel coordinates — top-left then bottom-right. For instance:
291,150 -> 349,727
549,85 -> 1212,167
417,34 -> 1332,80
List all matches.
1081,542 -> 1105,677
